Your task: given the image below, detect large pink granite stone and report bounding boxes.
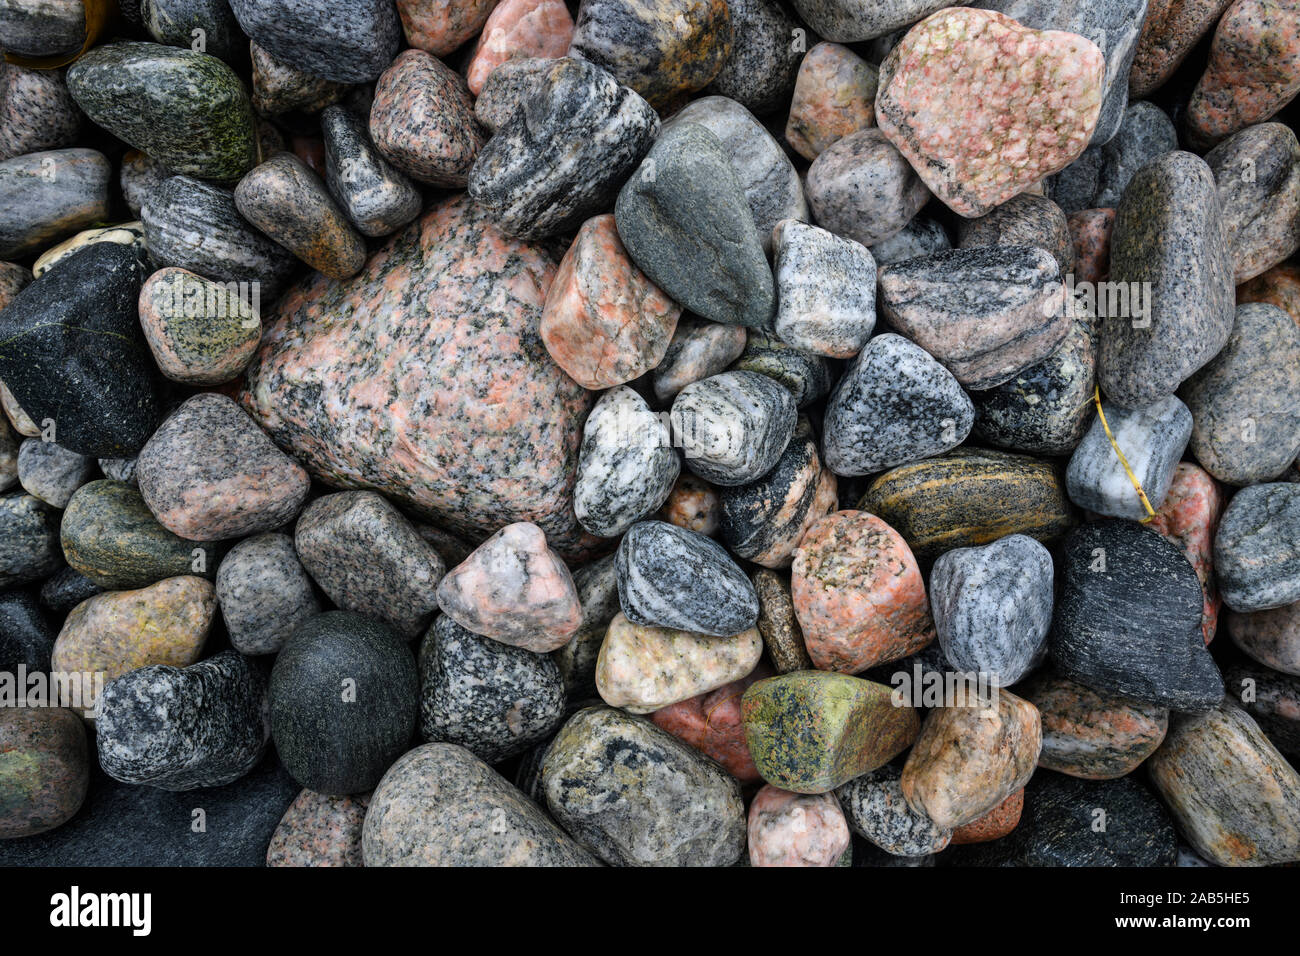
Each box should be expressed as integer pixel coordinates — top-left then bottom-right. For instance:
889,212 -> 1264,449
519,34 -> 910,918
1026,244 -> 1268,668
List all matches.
747,784 -> 850,867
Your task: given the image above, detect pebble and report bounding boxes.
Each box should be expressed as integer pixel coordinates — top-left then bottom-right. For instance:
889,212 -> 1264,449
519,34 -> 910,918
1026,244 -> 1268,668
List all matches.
705,0 -> 802,115
729,332 -> 832,409
0,148 -> 111,259
1070,208 -> 1114,283
1148,463 -> 1224,644
67,42 -> 255,182
772,219 -> 876,359
1229,600 -> 1300,675
266,790 -> 368,868
1225,662 -> 1300,758
1065,394 -> 1193,519
1215,482 -> 1300,612
1101,151 -> 1235,408
789,0 -> 951,41
473,56 -> 554,132
652,318 -> 748,404
858,449 -> 1076,561
869,215 -> 951,267
1049,101 -> 1178,213
804,128 -> 930,247
0,63 -> 81,161
39,567 -> 102,621
227,0 -> 400,83
747,785 -> 851,867
743,670 -> 919,793
270,611 -> 418,795
0,708 -> 87,838
1148,697 -> 1300,866
0,379 -> 38,437
1205,122 -> 1300,282
0,588 -> 55,672
395,0 -> 497,57
1019,670 -> 1169,778
363,742 -> 596,866
752,569 -> 813,673
616,122 -> 774,330
320,106 -> 422,238
956,194 -> 1075,275
418,613 -> 566,762
880,246 -> 1069,391
249,40 -> 348,116
0,0 -> 85,61
32,221 -> 146,278
540,214 -> 680,390
671,370 -> 796,487
138,267 -> 261,385
784,42 -> 877,162
119,150 -> 172,220
574,386 -> 680,539
470,57 -> 659,240
215,533 -> 320,656
0,419 -> 14,492
1238,259 -> 1300,320
649,664 -> 768,781
436,521 -> 579,651
950,788 -> 1024,845
1050,520 -> 1224,712
837,764 -> 953,857
136,393 -> 310,541
466,0 -> 573,95
1129,0 -> 1234,97
657,471 -> 722,535
0,494 -> 59,589
16,439 -> 94,509
551,553 -> 620,698
540,706 -> 747,866
875,8 -> 1104,217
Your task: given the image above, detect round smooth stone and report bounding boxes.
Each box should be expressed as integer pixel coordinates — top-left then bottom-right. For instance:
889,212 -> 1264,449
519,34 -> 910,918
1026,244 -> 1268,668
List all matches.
650,664 -> 769,781
773,219 -> 876,359
227,0 -> 401,83
0,493 -> 63,589
805,128 -> 929,247
0,147 -> 110,260
957,193 -> 1074,274
1204,122 -> 1300,282
16,439 -> 94,509
270,611 -> 418,795
320,106 -> 422,239
266,790 -> 368,868
551,553 -> 619,698
671,370 -> 796,487
137,0 -> 244,64
249,40 -> 348,116
949,788 -> 1024,845
615,520 -> 759,637
1224,662 -> 1300,760
216,533 -> 320,656
705,0 -> 802,116
752,569 -> 813,673
1228,601 -> 1300,676
728,331 -> 831,410
748,785 -> 851,867
784,42 -> 877,162
465,0 -> 572,96
138,267 -> 261,385
837,764 -> 952,857
651,318 -> 747,404
0,708 -> 87,838
1215,482 -> 1300,612
657,472 -> 721,535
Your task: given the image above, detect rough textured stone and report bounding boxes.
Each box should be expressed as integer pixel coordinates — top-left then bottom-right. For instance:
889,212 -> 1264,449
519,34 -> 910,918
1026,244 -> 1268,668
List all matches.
396,0 -> 497,57
249,39 -> 346,116
671,370 -> 796,487
320,106 -> 422,239
0,494 -> 57,590
1129,0 -> 1234,97
0,707 -> 87,839
789,0 -> 951,41
773,219 -> 876,359
649,664 -> 768,780
138,267 -> 261,386
753,569 -> 813,673
652,318 -> 747,404
784,42 -> 877,162
266,790 -> 368,867
657,472 -> 721,535
1050,101 -> 1179,213
748,785 -> 851,867
837,764 -> 952,857
0,63 -> 80,161
1148,462 -> 1224,644
1215,482 -> 1300,612
473,56 -> 555,132
805,128 -> 929,247
729,331 -> 832,410
227,0 -> 400,83
949,788 -> 1024,845
957,193 -> 1074,274
216,533 -> 320,656
1205,122 -> 1300,281
706,0 -> 802,115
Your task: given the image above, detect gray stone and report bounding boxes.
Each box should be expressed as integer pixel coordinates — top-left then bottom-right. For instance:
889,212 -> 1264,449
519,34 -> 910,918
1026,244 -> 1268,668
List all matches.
227,0 -> 401,83
321,106 -> 422,239
837,764 -> 952,856
790,0 -> 953,41
806,128 -> 930,247
652,318 -> 748,404
774,219 -> 877,358
473,57 -> 554,133
729,330 -> 832,409
1204,122 -> 1300,283
0,148 -> 111,259
0,492 -> 61,588
552,553 -> 621,698
1050,100 -> 1178,212
671,370 -> 796,486
17,439 -> 95,509
215,533 -> 321,656
705,0 -> 803,115
1215,483 -> 1300,612
869,215 -> 950,267
957,193 -> 1074,274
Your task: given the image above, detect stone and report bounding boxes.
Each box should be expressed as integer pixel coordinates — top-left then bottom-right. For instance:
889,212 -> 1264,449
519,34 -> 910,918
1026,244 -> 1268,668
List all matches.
1050,101 -> 1179,213
32,222 -> 146,280
295,491 -> 445,642
0,494 -> 59,589
396,0 -> 497,57
435,522 -> 580,652
0,244 -> 156,459
1148,462 -> 1224,644
784,42 -> 877,162
240,195 -> 597,556
789,0 -> 951,41
1051,520 -> 1224,711
0,0 -> 84,60
859,448 -> 1075,561
0,62 -> 80,161
0,708 -> 87,838
1019,670 -> 1168,778
869,215 -> 950,266
752,569 -> 812,673
235,153 -> 366,280
729,332 -> 833,410
742,670 -> 920,793
773,219 -> 876,359
651,318 -> 747,404
67,42 -> 255,182
1205,122 -> 1300,282
369,50 -> 483,187
1225,662 -> 1300,758
141,175 -> 297,300
971,317 -> 1097,456
822,334 -> 974,477
1186,0 -> 1300,148
616,520 -> 759,637
664,96 -> 807,254
0,378 -> 37,438
470,57 -> 658,240
0,588 -> 55,672
706,0 -> 802,115
541,706 -> 746,866
136,393 -> 310,541
474,56 -> 554,132
138,267 -> 260,386
16,439 -> 93,509
838,764 -> 952,857
249,40 -> 348,116
0,148 -> 110,259
551,553 -> 619,699
540,214 -> 680,390
466,0 -> 573,95
671,370 -> 796,487
39,567 -> 102,621
266,790 -> 368,867
875,9 -> 1105,217
1065,394 -> 1192,518
1215,482 -> 1300,612
216,533 -> 320,656
567,0 -> 732,111
748,785 -> 851,867
615,122 -> 774,330
320,106 -> 422,239
1229,602 -> 1300,675
574,387 -> 680,539
880,246 -> 1070,390
227,0 -> 401,83
1148,698 -> 1300,866
805,128 -> 929,247
595,611 -> 762,714
270,611 -> 418,795
0,418 -> 14,492
1129,0 -> 1234,97
119,150 -> 171,220
657,472 -> 722,535
50,576 -> 214,719
1101,151 -> 1235,408
956,194 -> 1074,274
901,689 -> 1042,829
1238,259 -> 1300,321
949,788 -> 1024,845
95,651 -> 268,791
418,613 -> 566,763
650,665 -> 768,781
365,741 -> 596,865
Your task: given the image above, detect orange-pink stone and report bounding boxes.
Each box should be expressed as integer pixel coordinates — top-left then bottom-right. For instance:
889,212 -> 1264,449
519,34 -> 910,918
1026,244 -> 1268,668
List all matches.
784,42 -> 877,162
650,663 -> 770,782
1146,462 -> 1225,644
949,787 -> 1024,845
466,0 -> 574,95
747,785 -> 851,867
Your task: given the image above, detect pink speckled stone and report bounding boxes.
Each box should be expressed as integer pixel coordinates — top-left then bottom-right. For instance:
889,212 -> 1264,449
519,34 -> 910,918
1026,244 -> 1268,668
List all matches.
784,42 -> 877,162
396,0 -> 497,57
875,8 -> 1105,217
1068,207 -> 1115,285
466,0 -> 574,95
1186,0 -> 1300,148
1146,462 -> 1224,644
1129,0 -> 1235,98
747,784 -> 851,867
791,510 -> 935,674
266,789 -> 369,867
650,663 -> 770,781
950,787 -> 1023,845
240,195 -> 599,558
435,521 -> 582,651
540,214 -> 680,390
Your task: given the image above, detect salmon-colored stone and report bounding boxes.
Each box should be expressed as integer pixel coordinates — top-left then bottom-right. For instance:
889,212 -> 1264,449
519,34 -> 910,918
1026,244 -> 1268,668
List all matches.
1146,462 -> 1224,644
658,472 -> 721,536
791,510 -> 935,674
747,785 -> 851,867
651,663 -> 770,782
784,42 -> 877,162
540,214 -> 680,390
396,0 -> 497,57
1129,0 -> 1235,98
1228,600 -> 1300,675
950,787 -> 1024,845
1068,207 -> 1115,285
466,0 -> 574,95
1238,260 -> 1300,324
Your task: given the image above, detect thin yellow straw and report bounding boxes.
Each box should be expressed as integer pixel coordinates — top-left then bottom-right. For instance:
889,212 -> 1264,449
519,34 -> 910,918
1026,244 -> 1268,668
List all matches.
1092,385 -> 1156,522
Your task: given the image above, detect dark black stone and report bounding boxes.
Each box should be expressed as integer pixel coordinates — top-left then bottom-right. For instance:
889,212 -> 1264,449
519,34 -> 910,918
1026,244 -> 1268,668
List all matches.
39,566 -> 104,619
0,492 -> 63,589
0,588 -> 54,674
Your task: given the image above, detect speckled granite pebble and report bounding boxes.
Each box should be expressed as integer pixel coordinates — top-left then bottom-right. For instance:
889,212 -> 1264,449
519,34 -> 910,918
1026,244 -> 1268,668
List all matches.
1049,100 -> 1178,213
1228,600 -> 1300,675
0,707 -> 87,838
0,148 -> 111,258
395,0 -> 497,57
1214,482 -> 1300,612
748,785 -> 851,867
652,318 -> 748,404
552,553 -> 620,698
16,439 -> 93,509
706,0 -> 801,115
320,106 -> 421,239
957,193 -> 1074,274
1129,0 -> 1234,97
473,55 -> 554,132
672,370 -> 796,487
249,40 -> 347,116
773,220 -> 876,359
753,569 -> 812,673
266,789 -> 368,867
216,533 -> 320,656
869,216 -> 951,267
227,0 -> 401,83
805,128 -> 929,248
1205,122 -> 1300,282
138,267 -> 261,386
837,764 -> 952,857
784,42 -> 877,162
0,63 -> 80,161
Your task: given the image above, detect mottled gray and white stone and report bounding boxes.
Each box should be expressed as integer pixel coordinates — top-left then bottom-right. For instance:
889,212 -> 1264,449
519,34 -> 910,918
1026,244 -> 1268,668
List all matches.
249,39 -> 348,115
16,439 -> 94,509
930,534 -> 1054,687
98,457 -> 137,485
321,105 -> 422,239
790,0 -> 953,41
470,57 -> 659,240
956,193 -> 1074,275
652,318 -> 748,404
729,331 -> 832,410
552,553 -> 621,698
0,63 -> 81,162
773,219 -> 876,358
1215,483 -> 1300,613
574,386 -> 679,538
806,128 -> 930,247
96,651 -> 270,790
671,370 -> 796,486
0,0 -> 85,59
1049,101 -> 1179,213
227,0 -> 401,83
142,0 -> 243,63
822,333 -> 974,476
215,533 -> 321,656
473,57 -> 554,133
869,216 -> 950,267
616,520 -> 759,637
0,492 -> 61,588
0,148 -> 111,259
705,0 -> 803,115
1065,394 -> 1192,519
1204,122 -> 1300,283
837,764 -> 952,856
